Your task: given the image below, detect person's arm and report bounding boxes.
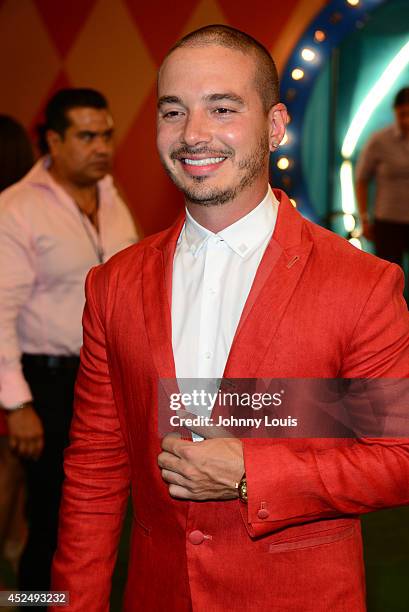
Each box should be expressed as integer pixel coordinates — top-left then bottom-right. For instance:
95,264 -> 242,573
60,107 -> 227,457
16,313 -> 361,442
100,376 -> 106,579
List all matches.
103,183 -> 139,258
0,201 -> 43,457
114,188 -> 139,246
355,178 -> 373,241
355,136 -> 378,241
51,266 -> 131,612
241,263 -> 409,537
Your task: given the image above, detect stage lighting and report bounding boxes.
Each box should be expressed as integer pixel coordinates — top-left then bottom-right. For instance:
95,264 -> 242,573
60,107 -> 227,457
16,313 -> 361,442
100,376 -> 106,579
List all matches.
349,237 -> 362,249
314,30 -> 326,43
277,157 -> 290,170
343,214 -> 356,232
291,68 -> 304,80
340,161 -> 356,214
301,48 -> 316,62
342,39 -> 409,158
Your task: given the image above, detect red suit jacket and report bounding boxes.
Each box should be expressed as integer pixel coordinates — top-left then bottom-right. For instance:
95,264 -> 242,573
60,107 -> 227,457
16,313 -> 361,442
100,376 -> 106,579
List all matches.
52,190 -> 409,611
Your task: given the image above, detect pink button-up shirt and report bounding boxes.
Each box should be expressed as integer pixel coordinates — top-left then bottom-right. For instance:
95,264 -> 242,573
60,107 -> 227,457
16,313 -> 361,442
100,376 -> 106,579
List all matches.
0,158 -> 138,408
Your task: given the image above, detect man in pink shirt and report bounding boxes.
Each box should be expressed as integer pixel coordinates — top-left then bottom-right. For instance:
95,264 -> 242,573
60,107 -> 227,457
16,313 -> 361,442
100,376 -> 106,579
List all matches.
0,88 -> 137,598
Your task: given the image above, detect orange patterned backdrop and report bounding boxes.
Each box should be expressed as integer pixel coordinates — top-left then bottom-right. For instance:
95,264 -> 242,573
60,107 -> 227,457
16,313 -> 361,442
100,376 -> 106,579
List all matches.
0,0 -> 325,235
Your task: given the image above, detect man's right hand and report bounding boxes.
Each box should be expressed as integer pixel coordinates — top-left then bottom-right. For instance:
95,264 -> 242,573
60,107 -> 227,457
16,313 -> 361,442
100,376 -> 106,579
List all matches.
7,404 -> 44,459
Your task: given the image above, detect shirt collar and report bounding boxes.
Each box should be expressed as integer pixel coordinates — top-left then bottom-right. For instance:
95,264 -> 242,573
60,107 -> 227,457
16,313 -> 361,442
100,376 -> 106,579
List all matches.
23,156 -> 115,204
22,156 -> 54,187
181,185 -> 279,258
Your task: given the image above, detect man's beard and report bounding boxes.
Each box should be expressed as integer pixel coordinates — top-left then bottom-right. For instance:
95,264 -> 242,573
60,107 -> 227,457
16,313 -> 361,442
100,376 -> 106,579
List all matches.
161,135 -> 269,207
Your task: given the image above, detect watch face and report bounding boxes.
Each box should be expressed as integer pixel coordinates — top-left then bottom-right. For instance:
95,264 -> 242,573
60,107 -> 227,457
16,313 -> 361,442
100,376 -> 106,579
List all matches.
239,478 -> 248,503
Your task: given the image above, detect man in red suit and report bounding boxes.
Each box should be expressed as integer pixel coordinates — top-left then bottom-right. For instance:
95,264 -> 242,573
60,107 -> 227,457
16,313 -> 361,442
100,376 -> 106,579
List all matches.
52,25 -> 409,611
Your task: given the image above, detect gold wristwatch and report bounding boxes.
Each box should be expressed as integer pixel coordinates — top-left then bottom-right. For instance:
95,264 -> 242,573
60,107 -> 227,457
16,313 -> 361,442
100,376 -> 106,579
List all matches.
237,473 -> 248,503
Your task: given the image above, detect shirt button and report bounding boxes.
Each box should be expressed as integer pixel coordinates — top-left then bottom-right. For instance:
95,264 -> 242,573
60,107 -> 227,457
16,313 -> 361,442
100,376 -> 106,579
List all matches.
188,530 -> 205,545
204,351 -> 212,359
257,509 -> 270,520
209,287 -> 217,295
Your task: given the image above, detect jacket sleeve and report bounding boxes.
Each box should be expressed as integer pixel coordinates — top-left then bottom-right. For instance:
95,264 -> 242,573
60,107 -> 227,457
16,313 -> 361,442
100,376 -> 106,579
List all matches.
51,266 -> 131,611
241,263 -> 409,537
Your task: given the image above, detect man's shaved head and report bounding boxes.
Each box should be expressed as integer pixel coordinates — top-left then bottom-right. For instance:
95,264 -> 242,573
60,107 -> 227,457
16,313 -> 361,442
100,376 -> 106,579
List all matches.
162,24 -> 279,114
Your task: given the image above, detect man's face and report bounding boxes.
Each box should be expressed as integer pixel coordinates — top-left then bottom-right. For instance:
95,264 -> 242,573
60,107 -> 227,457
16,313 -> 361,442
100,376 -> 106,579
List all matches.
157,45 -> 278,206
395,103 -> 409,136
48,107 -> 114,185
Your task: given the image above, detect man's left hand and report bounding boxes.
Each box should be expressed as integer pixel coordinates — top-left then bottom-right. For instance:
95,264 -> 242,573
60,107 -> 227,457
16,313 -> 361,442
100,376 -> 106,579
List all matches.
158,434 -> 244,500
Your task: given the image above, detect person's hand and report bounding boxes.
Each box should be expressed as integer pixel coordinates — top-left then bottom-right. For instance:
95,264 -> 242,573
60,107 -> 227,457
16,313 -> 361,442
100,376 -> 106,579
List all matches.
158,434 -> 244,500
361,217 -> 374,241
7,404 -> 44,459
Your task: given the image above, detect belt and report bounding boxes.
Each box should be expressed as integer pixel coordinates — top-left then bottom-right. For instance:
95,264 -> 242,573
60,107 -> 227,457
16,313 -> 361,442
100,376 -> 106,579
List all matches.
22,354 -> 80,369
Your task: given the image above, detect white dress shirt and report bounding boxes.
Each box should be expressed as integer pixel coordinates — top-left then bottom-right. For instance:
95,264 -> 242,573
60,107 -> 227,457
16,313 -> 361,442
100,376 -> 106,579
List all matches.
0,157 -> 137,408
172,185 -> 279,383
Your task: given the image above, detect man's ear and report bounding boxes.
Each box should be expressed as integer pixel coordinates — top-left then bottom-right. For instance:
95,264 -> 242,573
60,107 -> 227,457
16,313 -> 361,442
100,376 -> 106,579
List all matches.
46,130 -> 63,156
267,103 -> 288,152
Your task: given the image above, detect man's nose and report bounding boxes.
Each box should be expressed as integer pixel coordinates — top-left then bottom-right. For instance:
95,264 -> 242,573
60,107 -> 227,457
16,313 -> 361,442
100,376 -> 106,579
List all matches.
182,111 -> 211,147
94,136 -> 113,156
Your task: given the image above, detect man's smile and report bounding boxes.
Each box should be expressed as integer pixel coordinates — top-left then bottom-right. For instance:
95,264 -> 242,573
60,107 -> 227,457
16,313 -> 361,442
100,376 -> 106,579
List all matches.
183,156 -> 226,166
177,155 -> 228,176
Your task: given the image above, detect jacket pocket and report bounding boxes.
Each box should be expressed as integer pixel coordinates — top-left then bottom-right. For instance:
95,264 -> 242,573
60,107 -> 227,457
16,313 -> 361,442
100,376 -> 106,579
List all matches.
268,525 -> 354,553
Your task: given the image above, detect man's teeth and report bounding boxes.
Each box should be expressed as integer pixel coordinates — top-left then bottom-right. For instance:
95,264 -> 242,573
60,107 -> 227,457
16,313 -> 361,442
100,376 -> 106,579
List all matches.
183,157 -> 225,166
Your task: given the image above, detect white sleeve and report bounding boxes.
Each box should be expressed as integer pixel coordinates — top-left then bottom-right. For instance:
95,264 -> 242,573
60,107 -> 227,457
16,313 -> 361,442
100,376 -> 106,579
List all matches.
0,200 -> 35,408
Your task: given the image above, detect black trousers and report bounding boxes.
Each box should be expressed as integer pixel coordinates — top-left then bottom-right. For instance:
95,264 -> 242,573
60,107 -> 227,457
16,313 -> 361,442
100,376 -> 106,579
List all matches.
374,219 -> 409,301
374,219 -> 409,266
18,355 -> 79,600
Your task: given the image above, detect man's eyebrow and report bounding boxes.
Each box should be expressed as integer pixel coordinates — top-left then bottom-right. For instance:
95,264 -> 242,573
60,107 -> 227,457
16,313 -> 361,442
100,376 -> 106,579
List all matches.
157,93 -> 246,108
157,96 -> 183,109
205,93 -> 245,105
76,128 -> 114,136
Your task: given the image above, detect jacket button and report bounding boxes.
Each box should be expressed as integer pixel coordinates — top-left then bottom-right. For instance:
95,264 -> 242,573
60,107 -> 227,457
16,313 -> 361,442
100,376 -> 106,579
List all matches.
257,509 -> 270,520
188,530 -> 205,545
